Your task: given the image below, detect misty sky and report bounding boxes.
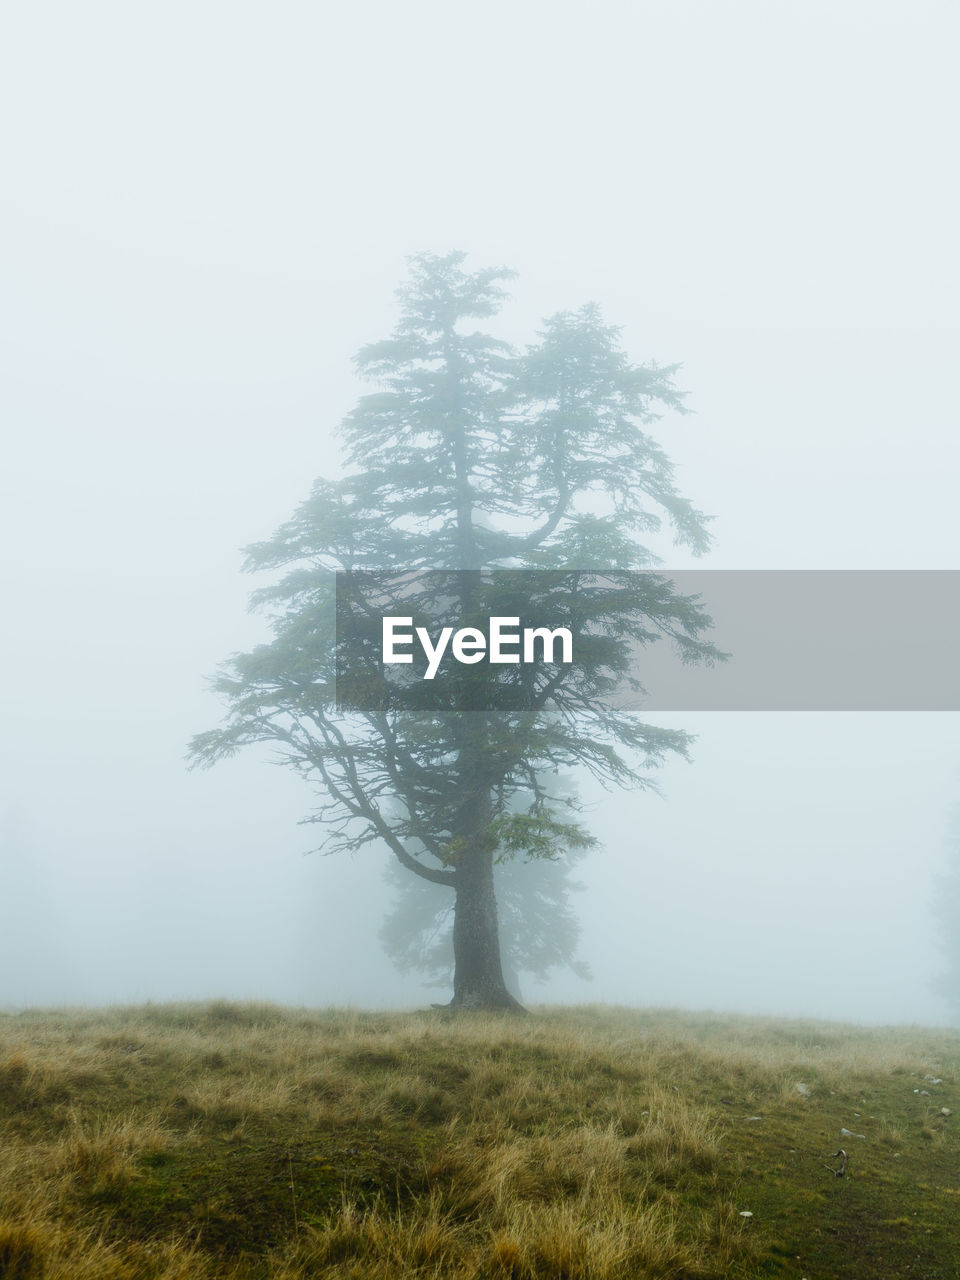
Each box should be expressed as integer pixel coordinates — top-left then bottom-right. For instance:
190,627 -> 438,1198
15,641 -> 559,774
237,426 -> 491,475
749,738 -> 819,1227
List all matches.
2,1 -> 959,1022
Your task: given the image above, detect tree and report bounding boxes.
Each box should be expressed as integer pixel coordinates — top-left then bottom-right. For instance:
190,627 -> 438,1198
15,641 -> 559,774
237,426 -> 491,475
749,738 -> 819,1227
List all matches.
189,252 -> 719,1011
933,799 -> 960,1021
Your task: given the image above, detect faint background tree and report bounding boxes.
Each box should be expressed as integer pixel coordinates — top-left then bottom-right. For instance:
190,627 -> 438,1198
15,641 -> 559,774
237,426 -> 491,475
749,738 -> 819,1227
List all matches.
933,799 -> 960,1021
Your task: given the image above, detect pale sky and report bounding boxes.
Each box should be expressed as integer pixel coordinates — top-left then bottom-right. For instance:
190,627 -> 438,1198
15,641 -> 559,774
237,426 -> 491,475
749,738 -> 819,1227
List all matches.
1,1 -> 958,1020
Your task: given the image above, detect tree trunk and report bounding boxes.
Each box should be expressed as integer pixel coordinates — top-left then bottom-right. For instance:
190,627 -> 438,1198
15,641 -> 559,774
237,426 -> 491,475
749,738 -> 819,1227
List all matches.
451,840 -> 526,1012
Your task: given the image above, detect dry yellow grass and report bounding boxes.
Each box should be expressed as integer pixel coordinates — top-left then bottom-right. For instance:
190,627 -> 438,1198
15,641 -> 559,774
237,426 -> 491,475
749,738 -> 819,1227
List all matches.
0,1002 -> 957,1278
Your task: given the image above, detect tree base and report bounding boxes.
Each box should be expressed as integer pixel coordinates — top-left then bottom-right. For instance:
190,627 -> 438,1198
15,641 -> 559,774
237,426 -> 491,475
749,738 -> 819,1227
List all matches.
431,990 -> 528,1015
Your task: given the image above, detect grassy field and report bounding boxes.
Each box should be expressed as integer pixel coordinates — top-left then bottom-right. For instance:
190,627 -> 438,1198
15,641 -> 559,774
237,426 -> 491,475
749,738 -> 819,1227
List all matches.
0,1003 -> 958,1279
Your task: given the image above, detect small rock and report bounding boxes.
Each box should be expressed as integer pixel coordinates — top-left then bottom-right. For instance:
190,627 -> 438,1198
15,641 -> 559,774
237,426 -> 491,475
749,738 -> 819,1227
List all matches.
745,1116 -> 762,1122
739,1210 -> 753,1217
840,1128 -> 866,1139
925,1076 -> 943,1085
941,1107 -> 952,1117
795,1082 -> 812,1097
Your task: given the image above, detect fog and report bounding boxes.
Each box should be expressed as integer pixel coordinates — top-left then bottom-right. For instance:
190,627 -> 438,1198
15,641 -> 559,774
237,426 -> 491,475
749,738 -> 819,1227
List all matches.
2,1 -> 958,1023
